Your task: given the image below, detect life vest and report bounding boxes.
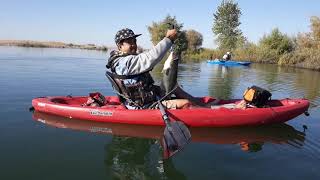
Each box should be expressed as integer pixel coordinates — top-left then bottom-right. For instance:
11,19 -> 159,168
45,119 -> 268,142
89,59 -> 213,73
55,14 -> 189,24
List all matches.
106,51 -> 160,108
223,53 -> 231,60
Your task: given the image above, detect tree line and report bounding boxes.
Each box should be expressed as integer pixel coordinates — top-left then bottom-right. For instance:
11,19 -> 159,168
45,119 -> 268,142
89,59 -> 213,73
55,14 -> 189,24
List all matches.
147,0 -> 320,70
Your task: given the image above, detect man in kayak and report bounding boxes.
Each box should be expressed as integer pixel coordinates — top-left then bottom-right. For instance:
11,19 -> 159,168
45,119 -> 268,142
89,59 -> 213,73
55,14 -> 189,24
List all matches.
222,51 -> 232,61
106,28 -> 206,109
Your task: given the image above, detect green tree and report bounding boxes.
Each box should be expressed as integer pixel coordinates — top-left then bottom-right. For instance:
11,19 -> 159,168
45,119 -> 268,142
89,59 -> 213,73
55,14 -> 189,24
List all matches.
185,30 -> 203,52
212,0 -> 243,50
148,15 -> 188,54
259,28 -> 294,55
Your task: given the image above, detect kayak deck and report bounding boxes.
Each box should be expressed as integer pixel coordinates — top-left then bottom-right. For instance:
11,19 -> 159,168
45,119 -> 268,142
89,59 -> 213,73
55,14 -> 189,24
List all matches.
32,96 -> 309,127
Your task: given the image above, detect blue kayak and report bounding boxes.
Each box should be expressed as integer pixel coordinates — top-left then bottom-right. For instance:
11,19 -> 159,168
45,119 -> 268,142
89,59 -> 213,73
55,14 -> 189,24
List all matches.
207,59 -> 251,66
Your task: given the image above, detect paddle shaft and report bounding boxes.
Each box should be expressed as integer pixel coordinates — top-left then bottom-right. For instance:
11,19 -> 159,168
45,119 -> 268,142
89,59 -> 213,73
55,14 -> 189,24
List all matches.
157,100 -> 171,127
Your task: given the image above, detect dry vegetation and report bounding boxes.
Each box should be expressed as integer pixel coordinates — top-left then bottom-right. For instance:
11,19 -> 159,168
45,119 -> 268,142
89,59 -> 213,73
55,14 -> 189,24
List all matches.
0,40 -> 108,51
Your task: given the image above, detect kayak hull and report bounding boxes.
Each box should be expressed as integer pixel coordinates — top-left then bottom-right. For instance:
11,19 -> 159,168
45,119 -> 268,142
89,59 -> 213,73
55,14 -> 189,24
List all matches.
32,96 -> 309,127
207,59 -> 251,66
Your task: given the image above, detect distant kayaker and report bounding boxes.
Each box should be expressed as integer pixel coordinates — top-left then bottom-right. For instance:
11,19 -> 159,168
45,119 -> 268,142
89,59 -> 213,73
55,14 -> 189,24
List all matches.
106,28 -> 204,109
222,51 -> 232,61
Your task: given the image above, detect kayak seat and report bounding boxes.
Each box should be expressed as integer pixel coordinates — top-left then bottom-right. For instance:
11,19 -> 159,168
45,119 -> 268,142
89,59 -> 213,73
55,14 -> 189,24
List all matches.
105,96 -> 122,105
50,98 -> 69,104
105,71 -> 127,107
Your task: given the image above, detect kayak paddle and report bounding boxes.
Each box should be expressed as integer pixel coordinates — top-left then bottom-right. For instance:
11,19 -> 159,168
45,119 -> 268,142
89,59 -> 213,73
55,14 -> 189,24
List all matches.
157,100 -> 191,159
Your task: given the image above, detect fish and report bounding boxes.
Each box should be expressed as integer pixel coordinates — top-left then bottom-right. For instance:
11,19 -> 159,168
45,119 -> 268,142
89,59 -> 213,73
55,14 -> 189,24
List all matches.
161,51 -> 180,96
160,51 -> 208,106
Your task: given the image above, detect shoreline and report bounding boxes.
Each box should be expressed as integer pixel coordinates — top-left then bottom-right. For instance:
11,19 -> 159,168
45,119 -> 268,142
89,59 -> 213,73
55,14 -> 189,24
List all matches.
0,40 -> 108,51
1,40 -> 319,72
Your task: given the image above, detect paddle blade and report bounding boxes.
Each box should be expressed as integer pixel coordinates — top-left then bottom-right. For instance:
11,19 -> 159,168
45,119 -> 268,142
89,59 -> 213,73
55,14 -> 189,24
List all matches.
162,121 -> 191,159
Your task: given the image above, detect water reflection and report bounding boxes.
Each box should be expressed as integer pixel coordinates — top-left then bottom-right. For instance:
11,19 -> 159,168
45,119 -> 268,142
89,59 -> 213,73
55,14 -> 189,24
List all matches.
31,108 -> 309,179
190,125 -> 306,152
32,111 -> 186,179
104,137 -> 186,179
32,111 -> 306,158
103,136 -> 160,179
207,65 -> 242,99
294,69 -> 320,106
251,64 -> 320,107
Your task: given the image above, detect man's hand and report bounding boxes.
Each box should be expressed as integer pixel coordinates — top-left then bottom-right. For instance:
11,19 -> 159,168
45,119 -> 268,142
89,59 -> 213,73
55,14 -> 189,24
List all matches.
166,29 -> 177,42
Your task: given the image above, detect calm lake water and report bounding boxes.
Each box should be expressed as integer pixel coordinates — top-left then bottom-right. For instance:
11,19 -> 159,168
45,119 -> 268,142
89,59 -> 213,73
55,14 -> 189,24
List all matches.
1,46 -> 319,179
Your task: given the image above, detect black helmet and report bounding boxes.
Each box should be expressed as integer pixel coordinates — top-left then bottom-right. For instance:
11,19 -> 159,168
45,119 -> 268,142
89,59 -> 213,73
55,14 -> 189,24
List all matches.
114,28 -> 141,44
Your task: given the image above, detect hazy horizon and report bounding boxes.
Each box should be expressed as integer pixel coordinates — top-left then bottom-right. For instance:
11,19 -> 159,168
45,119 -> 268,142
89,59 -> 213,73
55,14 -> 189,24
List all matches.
1,0 -> 319,49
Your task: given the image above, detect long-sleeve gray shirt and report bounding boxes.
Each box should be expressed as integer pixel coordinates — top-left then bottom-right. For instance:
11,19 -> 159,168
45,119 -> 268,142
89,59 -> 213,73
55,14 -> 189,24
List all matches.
111,37 -> 172,76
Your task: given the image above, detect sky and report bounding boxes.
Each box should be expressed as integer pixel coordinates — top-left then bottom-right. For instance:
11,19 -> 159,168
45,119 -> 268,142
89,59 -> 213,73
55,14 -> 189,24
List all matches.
1,0 -> 319,48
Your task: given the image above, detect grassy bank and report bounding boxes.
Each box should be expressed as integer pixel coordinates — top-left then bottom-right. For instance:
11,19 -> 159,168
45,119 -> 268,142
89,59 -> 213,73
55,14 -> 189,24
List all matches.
183,44 -> 320,71
0,40 -> 108,51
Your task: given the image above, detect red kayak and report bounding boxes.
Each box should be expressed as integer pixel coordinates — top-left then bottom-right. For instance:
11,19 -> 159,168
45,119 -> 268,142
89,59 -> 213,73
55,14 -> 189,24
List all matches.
31,95 -> 309,127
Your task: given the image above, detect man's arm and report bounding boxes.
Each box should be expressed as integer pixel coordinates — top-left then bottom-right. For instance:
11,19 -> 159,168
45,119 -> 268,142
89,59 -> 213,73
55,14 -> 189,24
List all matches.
116,38 -> 172,75
115,29 -> 177,75
124,37 -> 172,74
